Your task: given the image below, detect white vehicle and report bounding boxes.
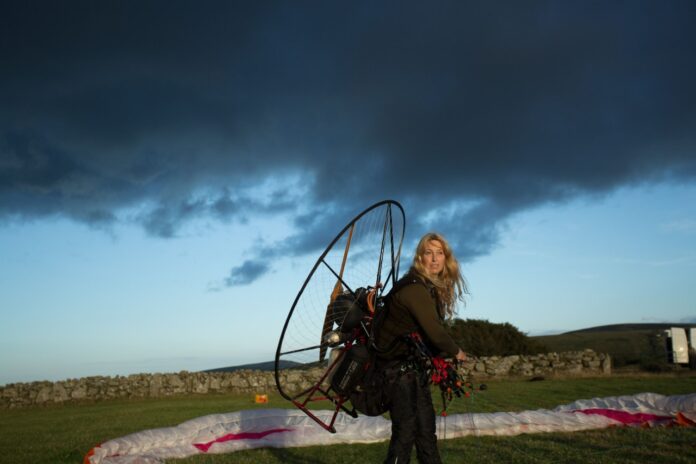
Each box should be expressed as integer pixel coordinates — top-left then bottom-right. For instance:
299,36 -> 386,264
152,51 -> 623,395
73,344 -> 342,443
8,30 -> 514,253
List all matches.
664,327 -> 689,364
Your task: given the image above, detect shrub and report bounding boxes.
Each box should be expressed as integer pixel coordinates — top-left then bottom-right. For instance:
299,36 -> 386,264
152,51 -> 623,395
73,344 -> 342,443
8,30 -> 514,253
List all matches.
447,318 -> 548,357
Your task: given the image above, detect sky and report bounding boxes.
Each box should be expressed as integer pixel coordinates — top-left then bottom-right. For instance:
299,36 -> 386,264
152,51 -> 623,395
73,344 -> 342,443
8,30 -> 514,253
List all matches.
1,1 -> 695,385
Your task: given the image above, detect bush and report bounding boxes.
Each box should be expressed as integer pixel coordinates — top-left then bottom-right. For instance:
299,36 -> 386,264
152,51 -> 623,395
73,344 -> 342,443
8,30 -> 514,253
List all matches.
447,318 -> 548,357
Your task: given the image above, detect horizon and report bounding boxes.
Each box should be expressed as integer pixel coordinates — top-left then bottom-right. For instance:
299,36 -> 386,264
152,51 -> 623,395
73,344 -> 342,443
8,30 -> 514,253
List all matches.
4,320 -> 696,386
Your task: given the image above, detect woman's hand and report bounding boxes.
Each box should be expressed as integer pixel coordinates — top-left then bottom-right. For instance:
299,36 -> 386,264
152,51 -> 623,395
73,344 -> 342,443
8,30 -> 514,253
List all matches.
455,349 -> 467,362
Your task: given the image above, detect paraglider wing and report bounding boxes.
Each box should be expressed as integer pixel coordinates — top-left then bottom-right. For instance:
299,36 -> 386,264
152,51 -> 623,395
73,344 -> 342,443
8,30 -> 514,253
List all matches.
274,200 -> 405,432
85,392 -> 696,463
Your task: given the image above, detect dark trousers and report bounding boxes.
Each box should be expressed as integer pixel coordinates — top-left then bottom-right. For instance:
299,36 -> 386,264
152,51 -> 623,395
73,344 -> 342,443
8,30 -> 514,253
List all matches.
384,370 -> 442,464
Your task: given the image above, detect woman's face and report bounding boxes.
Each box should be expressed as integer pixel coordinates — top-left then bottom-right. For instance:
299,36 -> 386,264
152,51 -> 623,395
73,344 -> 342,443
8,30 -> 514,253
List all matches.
421,240 -> 446,278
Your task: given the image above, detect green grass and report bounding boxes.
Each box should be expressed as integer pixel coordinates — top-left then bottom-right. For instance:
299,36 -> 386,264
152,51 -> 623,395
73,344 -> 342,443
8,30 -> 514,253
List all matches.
1,374 -> 695,464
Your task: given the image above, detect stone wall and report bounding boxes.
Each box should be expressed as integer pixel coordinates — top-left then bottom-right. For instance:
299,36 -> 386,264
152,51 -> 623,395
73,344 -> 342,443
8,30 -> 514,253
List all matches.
462,349 -> 611,378
0,350 -> 610,409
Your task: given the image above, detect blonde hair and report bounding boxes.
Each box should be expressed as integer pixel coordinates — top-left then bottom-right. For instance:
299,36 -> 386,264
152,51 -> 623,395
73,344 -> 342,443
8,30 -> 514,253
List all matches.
411,232 -> 468,318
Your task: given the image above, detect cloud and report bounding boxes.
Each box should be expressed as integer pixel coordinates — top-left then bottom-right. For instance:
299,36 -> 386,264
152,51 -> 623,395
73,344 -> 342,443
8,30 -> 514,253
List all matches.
661,219 -> 696,234
224,260 -> 271,287
610,253 -> 696,268
1,1 -> 696,284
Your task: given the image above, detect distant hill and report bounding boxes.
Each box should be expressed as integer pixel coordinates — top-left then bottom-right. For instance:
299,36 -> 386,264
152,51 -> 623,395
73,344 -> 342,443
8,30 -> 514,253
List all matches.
531,322 -> 696,369
209,323 -> 695,373
565,323 -> 696,334
203,360 -> 300,373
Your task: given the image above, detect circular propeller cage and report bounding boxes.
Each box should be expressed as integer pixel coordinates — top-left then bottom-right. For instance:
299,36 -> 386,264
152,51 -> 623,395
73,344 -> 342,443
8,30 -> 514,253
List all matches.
274,200 -> 405,429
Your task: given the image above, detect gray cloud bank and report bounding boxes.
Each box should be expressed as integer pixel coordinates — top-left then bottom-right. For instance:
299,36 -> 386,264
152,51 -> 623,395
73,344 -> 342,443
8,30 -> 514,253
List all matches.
1,1 -> 695,285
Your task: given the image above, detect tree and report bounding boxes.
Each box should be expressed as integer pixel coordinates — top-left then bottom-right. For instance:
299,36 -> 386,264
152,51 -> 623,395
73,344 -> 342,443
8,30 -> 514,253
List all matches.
447,318 -> 548,356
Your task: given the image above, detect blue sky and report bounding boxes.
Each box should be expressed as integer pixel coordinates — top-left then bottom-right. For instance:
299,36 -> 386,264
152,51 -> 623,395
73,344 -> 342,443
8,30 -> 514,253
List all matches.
1,1 -> 695,385
467,182 -> 696,334
1,182 -> 694,385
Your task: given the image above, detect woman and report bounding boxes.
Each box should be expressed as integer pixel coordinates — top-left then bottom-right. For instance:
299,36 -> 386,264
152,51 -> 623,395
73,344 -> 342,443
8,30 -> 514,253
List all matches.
377,232 -> 468,464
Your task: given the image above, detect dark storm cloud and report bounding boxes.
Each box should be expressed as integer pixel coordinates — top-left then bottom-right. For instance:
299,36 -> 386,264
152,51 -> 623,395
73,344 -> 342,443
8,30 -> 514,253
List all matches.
1,1 -> 695,285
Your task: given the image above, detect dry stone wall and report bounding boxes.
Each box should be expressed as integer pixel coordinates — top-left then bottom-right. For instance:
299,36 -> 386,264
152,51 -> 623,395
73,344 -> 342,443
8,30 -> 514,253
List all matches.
1,350 -> 610,409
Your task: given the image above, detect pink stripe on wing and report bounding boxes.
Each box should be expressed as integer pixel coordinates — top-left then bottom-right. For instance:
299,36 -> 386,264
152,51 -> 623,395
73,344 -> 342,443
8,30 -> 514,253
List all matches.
194,428 -> 293,452
575,408 -> 673,425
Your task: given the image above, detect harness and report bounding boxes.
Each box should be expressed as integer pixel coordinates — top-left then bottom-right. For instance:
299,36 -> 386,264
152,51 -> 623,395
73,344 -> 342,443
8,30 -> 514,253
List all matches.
405,331 -> 467,416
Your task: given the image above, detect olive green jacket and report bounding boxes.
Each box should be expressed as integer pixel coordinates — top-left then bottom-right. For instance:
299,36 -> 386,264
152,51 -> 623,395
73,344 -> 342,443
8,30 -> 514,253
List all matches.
376,272 -> 459,361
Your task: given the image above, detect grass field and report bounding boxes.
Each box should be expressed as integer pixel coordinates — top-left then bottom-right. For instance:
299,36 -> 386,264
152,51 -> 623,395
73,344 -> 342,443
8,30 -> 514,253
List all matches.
1,374 -> 695,464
